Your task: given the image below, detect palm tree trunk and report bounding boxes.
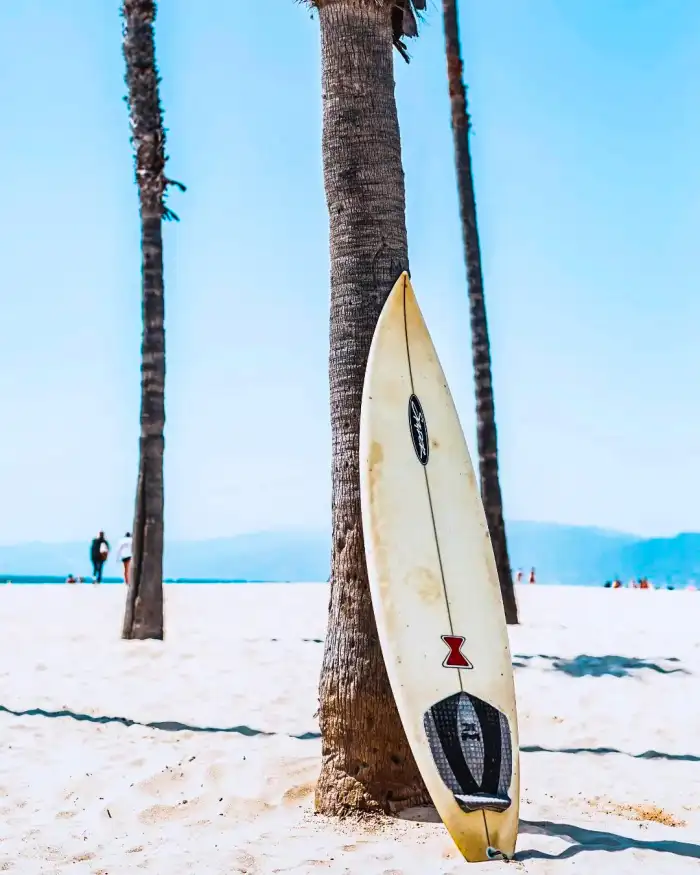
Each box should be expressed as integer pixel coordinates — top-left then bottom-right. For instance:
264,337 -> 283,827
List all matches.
314,1 -> 428,815
121,0 -> 166,640
441,0 -> 518,624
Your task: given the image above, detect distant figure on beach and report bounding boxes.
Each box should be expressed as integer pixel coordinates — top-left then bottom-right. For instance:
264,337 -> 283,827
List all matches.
528,567 -> 536,585
90,531 -> 110,584
639,577 -> 650,590
65,573 -> 77,584
515,569 -> 523,584
116,532 -> 133,585
612,578 -> 622,589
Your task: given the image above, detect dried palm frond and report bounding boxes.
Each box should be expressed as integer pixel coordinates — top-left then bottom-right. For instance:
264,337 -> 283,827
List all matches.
305,0 -> 425,62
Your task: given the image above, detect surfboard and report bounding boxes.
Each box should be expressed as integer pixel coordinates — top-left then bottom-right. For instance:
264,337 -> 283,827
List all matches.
359,272 -> 519,862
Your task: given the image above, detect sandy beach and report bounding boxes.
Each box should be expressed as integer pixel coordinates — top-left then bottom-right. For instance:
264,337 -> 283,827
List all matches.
0,583 -> 697,873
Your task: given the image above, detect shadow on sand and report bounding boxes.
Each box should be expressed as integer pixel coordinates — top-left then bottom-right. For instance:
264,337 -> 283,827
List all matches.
0,703 -> 320,740
516,819 -> 700,861
271,640 -> 691,681
399,814 -> 700,861
511,654 -> 688,677
521,745 -> 700,762
3,702 -> 697,862
4,705 -> 696,763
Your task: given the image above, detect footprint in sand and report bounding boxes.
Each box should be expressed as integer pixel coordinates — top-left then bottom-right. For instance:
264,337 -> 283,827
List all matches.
138,796 -> 205,824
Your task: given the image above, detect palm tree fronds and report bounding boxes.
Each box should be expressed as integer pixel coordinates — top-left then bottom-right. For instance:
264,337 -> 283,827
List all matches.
392,0 -> 423,62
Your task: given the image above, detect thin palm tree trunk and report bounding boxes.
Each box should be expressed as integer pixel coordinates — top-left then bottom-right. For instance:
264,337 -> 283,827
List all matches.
441,0 -> 518,624
121,0 -> 167,640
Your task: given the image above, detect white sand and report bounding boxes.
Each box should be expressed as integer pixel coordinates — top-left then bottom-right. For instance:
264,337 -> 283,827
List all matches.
0,583 -> 697,873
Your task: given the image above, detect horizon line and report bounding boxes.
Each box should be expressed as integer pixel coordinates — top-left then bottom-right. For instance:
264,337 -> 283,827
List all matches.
1,520 -> 698,548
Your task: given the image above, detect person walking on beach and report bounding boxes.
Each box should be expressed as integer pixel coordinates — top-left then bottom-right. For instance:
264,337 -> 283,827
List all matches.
116,532 -> 133,585
90,531 -> 110,584
528,567 -> 536,585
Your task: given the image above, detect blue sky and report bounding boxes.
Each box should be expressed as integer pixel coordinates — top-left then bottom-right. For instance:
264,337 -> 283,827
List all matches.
0,0 -> 698,544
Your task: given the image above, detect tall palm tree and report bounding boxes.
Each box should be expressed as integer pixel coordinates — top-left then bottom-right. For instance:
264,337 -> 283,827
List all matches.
311,0 -> 429,814
441,0 -> 518,624
121,0 -> 183,640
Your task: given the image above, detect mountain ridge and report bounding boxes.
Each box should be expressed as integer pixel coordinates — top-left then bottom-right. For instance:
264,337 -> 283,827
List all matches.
0,521 -> 698,585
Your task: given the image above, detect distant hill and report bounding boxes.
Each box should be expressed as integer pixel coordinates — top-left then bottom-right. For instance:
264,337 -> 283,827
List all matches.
507,521 -> 700,586
506,521 -> 639,585
0,522 -> 698,585
164,531 -> 330,581
0,530 -> 330,583
609,533 -> 700,586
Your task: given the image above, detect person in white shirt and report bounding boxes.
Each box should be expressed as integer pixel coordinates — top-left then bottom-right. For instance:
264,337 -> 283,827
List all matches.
116,532 -> 133,585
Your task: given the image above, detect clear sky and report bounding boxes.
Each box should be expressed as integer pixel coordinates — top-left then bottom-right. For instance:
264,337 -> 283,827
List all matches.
0,0 -> 698,544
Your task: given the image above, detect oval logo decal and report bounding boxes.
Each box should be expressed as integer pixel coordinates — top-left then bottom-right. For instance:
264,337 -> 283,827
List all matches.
408,394 -> 429,466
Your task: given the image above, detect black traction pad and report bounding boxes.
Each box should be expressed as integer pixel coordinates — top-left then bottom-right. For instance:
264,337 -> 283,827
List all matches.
423,691 -> 513,813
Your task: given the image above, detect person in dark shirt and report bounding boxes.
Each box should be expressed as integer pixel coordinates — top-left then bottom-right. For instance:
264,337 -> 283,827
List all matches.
90,531 -> 110,584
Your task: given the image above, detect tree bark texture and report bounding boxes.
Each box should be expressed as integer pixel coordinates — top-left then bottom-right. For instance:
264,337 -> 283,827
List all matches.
121,0 -> 166,640
441,0 -> 518,624
314,0 -> 429,815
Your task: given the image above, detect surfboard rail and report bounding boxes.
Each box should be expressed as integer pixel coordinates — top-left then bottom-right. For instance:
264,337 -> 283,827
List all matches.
359,272 -> 520,862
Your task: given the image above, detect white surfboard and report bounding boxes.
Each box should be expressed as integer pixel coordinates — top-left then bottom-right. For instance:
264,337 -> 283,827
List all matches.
359,272 -> 519,862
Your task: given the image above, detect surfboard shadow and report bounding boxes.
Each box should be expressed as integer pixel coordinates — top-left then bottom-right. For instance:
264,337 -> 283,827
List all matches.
0,704 -> 320,740
512,654 -> 688,678
515,819 -> 700,861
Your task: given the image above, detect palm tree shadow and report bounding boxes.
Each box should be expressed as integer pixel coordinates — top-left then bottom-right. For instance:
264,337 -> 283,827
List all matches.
521,745 -> 700,762
512,654 -> 688,678
0,704 -> 320,740
516,820 -> 700,861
